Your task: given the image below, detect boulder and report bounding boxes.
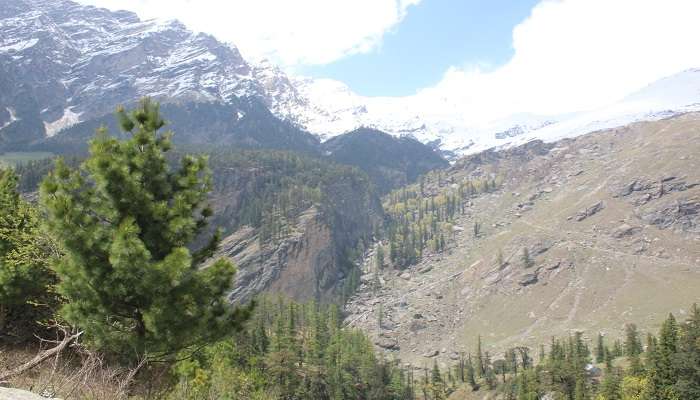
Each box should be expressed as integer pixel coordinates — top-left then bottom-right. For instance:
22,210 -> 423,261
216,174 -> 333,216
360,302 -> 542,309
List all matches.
423,350 -> 439,358
546,260 -> 562,270
519,273 -> 538,286
575,201 -> 605,221
375,337 -> 400,350
611,223 -> 641,238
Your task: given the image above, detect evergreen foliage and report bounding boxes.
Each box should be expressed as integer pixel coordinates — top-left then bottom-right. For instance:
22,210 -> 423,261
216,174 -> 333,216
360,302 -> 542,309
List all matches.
458,303 -> 700,400
0,168 -> 57,336
40,99 -> 251,360
383,171 -> 500,268
169,296 -> 414,400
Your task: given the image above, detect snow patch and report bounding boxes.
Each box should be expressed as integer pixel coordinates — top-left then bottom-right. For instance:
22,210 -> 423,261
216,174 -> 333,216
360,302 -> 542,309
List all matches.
0,38 -> 39,53
0,108 -> 18,130
43,107 -> 81,137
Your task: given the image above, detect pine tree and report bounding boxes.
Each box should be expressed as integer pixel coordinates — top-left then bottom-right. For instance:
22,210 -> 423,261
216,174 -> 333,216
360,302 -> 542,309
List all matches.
375,243 -> 385,271
672,303 -> 700,399
476,335 -> 486,377
40,99 -> 251,360
466,354 -> 478,391
574,376 -> 589,400
596,332 -> 606,363
646,314 -> 680,400
0,168 -> 57,333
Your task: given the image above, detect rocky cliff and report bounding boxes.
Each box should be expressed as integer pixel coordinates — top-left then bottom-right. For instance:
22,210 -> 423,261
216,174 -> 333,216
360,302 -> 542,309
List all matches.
203,150 -> 383,304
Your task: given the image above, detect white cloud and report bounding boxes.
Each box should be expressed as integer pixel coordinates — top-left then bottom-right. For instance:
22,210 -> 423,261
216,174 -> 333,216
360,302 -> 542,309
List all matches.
417,0 -> 700,120
76,0 -> 420,66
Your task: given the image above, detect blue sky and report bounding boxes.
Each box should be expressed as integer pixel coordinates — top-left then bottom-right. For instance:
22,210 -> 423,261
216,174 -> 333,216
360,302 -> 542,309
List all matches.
82,0 -> 700,117
301,0 -> 540,96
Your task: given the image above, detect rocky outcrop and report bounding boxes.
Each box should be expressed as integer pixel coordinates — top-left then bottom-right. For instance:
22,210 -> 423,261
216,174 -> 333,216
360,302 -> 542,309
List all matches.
640,197 -> 700,234
575,201 -> 605,221
207,158 -> 383,304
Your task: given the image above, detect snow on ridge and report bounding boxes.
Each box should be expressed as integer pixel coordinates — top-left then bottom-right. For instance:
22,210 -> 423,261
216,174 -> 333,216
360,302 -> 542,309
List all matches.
0,38 -> 39,53
280,68 -> 700,157
4,0 -> 700,157
0,108 -> 19,131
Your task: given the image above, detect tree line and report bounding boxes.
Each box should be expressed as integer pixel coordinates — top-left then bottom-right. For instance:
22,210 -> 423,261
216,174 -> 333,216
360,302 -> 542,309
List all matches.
418,307 -> 700,400
383,171 -> 499,268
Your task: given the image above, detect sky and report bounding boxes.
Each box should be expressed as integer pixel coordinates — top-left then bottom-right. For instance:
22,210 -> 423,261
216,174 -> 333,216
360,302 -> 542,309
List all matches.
77,0 -> 700,118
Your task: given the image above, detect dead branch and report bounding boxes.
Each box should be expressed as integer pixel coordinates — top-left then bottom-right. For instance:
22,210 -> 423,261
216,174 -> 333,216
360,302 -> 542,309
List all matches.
0,329 -> 83,383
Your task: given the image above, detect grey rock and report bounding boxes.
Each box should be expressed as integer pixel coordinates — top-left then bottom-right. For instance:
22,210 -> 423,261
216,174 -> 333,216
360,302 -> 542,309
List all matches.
423,350 -> 439,357
409,320 -> 427,332
375,337 -> 400,350
546,260 -> 562,270
640,198 -> 700,233
611,223 -> 641,238
575,201 -> 605,221
519,273 -> 539,286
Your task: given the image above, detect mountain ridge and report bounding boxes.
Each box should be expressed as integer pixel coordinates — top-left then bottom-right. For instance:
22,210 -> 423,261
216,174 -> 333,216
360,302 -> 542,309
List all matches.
4,0 -> 700,158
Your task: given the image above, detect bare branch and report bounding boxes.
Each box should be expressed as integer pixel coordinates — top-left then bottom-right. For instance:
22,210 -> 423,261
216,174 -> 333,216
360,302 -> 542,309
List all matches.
0,330 -> 83,383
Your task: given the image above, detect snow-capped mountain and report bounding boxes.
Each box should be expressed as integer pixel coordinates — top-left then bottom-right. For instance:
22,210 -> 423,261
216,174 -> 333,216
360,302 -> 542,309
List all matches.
0,0 -> 306,146
2,0 -> 699,157
290,68 -> 700,156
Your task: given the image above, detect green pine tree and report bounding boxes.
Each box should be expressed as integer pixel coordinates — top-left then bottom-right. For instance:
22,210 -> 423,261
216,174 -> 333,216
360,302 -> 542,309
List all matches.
0,168 -> 57,334
596,332 -> 606,363
646,313 -> 680,400
40,99 -> 251,360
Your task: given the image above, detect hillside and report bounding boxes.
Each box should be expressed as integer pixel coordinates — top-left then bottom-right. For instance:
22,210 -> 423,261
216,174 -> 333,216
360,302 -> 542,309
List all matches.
322,128 -> 449,194
345,112 -> 700,368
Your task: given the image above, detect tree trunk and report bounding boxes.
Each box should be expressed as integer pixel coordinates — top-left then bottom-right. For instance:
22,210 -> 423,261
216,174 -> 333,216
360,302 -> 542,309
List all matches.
0,303 -> 6,334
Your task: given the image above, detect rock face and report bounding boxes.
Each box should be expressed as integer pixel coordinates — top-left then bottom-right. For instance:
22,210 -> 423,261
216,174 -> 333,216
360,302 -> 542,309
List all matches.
0,0 -> 304,148
207,160 -> 383,303
640,197 -> 700,234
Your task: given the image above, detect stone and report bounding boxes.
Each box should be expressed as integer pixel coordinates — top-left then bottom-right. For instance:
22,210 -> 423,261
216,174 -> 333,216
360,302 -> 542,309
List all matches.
409,320 -> 427,332
611,223 -> 641,238
423,350 -> 439,357
376,337 -> 400,350
546,260 -> 562,270
575,201 -> 605,221
400,272 -> 411,280
519,273 -> 538,286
